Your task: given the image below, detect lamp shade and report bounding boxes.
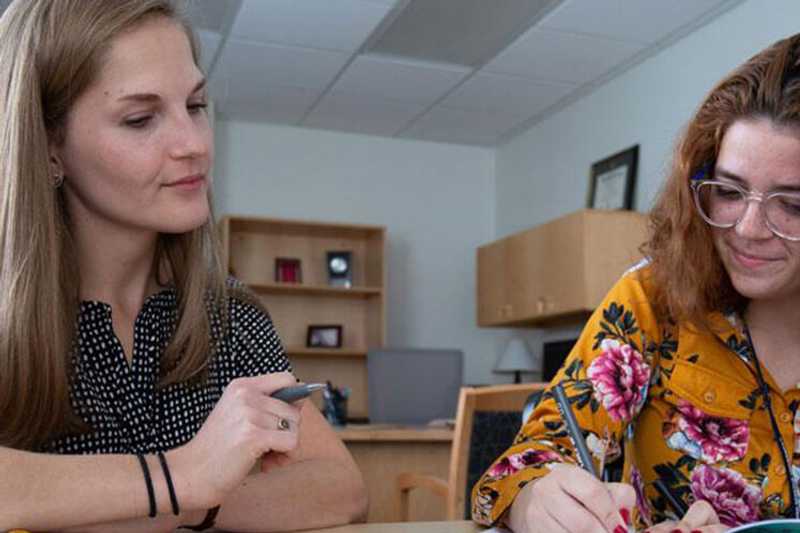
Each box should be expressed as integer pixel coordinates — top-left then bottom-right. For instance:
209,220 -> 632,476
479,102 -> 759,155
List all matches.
494,338 -> 537,373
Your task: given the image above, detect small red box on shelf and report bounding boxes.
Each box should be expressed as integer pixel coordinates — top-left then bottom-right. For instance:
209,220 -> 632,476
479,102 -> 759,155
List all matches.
275,258 -> 302,283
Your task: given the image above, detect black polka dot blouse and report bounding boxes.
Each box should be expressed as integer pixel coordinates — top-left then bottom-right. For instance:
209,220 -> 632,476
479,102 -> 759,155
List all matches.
41,283 -> 291,455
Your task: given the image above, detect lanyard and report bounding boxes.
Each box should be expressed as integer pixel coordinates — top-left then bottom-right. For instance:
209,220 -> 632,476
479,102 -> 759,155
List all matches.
743,325 -> 800,519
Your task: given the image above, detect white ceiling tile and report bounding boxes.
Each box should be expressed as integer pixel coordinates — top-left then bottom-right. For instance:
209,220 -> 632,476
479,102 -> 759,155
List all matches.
219,82 -> 321,124
442,72 -> 575,116
217,39 -> 350,90
231,0 -> 392,52
485,28 -> 645,85
196,30 -> 222,74
540,0 -> 731,45
330,55 -> 470,105
304,92 -> 425,136
184,0 -> 240,33
402,106 -> 526,146
208,73 -> 229,107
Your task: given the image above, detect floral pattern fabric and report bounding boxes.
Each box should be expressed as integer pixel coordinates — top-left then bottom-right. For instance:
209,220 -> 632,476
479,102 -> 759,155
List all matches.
472,264 -> 800,530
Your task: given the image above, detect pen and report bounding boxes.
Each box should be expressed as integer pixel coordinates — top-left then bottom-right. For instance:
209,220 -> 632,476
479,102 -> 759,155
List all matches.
271,383 -> 326,403
553,383 -> 598,478
653,478 -> 688,518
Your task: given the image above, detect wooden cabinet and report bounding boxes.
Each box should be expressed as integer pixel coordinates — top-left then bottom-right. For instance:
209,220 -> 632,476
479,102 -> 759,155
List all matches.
477,209 -> 647,326
219,215 -> 386,419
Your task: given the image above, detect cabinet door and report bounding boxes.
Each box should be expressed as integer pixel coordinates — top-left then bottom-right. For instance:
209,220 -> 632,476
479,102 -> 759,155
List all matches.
477,240 -> 508,326
583,212 -> 648,308
505,229 -> 545,321
535,215 -> 585,317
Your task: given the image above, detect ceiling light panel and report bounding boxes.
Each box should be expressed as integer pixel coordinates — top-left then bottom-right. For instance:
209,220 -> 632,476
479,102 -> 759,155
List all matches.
368,0 -> 558,66
231,0 -> 393,52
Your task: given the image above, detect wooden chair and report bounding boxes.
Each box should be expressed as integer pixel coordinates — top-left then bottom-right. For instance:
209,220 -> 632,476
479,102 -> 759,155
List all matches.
395,383 -> 546,521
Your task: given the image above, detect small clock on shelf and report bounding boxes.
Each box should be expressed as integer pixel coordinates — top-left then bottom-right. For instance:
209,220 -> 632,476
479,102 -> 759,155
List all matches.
326,251 -> 352,288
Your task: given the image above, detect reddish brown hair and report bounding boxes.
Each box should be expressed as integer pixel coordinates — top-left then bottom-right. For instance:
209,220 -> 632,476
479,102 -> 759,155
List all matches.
643,34 -> 800,330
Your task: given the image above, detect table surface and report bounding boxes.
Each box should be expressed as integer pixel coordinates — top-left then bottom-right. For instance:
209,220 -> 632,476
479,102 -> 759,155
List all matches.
303,520 -> 482,532
336,424 -> 454,442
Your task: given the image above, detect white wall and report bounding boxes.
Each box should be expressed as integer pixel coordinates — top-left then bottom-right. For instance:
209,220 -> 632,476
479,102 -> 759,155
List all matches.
213,121 -> 503,384
496,0 -> 800,236
493,0 -> 800,369
211,0 -> 796,386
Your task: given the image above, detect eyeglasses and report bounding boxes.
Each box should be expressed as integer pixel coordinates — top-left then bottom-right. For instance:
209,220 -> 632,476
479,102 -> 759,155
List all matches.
691,179 -> 800,241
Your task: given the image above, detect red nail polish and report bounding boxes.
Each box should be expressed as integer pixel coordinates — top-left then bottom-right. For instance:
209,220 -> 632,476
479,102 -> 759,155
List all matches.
614,526 -> 627,533
619,508 -> 631,525
669,530 -> 682,533
691,530 -> 702,533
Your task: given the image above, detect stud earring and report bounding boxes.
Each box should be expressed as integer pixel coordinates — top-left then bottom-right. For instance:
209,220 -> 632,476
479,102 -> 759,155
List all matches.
52,172 -> 64,188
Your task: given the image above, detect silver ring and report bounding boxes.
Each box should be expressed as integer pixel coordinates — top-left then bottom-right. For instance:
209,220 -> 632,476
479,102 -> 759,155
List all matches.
277,418 -> 290,431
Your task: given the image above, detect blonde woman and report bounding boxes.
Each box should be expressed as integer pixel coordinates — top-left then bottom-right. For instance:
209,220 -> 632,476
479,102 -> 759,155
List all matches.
0,0 -> 366,531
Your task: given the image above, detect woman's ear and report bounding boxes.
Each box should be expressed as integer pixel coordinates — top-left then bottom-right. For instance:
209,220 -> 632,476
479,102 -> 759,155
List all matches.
49,154 -> 65,188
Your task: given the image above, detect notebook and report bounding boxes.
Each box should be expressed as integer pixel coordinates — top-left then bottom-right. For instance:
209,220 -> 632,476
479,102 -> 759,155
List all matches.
729,520 -> 800,532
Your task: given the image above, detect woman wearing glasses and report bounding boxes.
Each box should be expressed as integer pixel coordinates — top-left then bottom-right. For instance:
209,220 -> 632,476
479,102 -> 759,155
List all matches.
473,34 -> 800,533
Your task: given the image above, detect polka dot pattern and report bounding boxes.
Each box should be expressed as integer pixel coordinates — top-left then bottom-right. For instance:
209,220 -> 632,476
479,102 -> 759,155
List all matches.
41,282 -> 290,455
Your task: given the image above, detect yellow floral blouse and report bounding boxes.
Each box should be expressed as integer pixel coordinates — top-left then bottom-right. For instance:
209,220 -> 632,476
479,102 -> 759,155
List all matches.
472,263 -> 800,530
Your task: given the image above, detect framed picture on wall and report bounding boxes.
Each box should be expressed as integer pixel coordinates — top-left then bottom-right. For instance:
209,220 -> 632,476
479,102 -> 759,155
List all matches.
587,144 -> 639,210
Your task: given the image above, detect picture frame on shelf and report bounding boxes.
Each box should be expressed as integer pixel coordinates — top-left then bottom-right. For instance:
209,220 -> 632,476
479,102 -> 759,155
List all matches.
275,257 -> 302,284
326,251 -> 353,288
587,144 -> 639,210
307,325 -> 343,348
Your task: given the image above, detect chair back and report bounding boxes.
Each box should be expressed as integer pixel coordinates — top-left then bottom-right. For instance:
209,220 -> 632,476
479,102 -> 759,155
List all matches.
447,383 -> 547,520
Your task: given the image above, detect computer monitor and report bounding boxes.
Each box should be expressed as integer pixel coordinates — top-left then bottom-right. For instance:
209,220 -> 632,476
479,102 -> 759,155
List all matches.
542,338 -> 578,382
367,348 -> 463,425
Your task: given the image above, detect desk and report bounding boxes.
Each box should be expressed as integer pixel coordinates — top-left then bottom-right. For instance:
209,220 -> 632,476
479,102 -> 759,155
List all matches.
338,425 -> 454,523
304,520 -> 481,533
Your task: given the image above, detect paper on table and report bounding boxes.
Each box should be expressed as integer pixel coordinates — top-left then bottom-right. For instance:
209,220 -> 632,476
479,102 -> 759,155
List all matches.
727,519 -> 800,532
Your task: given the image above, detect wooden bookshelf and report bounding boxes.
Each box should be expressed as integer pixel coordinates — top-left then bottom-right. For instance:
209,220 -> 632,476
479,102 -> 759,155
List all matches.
249,282 -> 382,299
286,347 -> 367,358
219,215 -> 386,419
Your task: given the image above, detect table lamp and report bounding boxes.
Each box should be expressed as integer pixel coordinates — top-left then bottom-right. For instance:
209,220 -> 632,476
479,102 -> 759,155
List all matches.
494,338 -> 538,383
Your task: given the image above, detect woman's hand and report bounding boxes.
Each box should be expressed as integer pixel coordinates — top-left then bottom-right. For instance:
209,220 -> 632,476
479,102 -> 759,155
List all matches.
168,372 -> 301,509
644,500 -> 725,533
507,464 -> 635,532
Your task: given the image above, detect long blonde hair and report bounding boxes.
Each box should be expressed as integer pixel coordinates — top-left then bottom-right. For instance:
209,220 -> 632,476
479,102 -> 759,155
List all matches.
0,0 -> 230,450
